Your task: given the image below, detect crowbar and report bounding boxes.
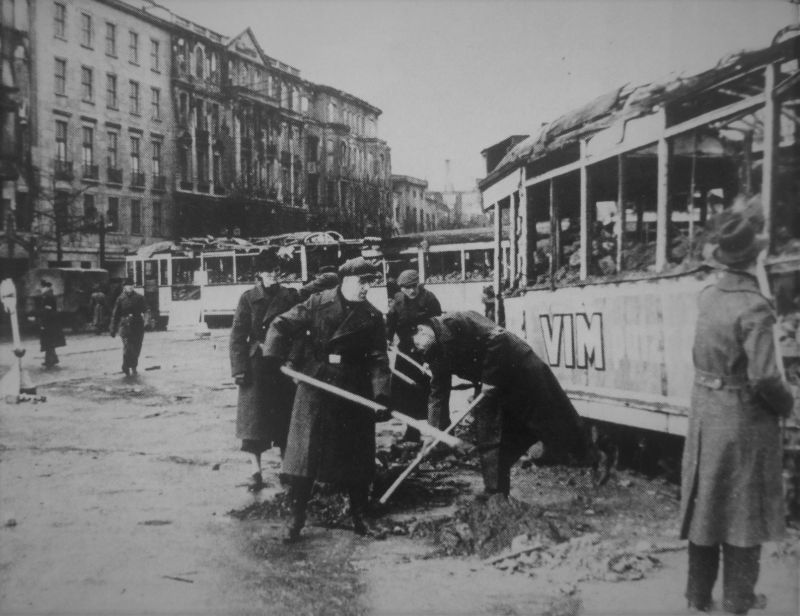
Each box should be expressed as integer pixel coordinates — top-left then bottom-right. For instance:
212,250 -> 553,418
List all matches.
280,365 -> 465,449
390,346 -> 432,378
379,392 -> 485,504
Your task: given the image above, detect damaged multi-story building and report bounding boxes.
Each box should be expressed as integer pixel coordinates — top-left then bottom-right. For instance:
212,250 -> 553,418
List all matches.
0,0 -> 392,276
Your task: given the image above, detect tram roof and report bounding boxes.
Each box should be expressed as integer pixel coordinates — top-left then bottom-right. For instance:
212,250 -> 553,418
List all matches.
479,28 -> 800,191
383,226 -> 510,250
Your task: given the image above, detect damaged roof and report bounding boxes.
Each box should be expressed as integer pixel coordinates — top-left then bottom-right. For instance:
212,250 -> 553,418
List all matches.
479,31 -> 800,191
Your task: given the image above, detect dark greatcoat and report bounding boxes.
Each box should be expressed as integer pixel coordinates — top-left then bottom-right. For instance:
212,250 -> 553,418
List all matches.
680,271 -> 793,547
229,283 -> 301,451
386,286 -> 442,353
386,286 -> 442,423
38,289 -> 65,351
110,290 -> 147,371
263,287 -> 391,486
425,311 -> 590,468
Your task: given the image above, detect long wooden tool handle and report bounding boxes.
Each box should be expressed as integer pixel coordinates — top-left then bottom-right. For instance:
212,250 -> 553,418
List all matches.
379,392 -> 486,504
280,364 -> 465,449
391,346 -> 431,377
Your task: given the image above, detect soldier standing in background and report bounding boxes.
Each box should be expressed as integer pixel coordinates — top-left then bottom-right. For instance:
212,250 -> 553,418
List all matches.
38,279 -> 65,368
386,269 -> 442,440
680,215 -> 794,614
109,278 -> 147,376
229,249 -> 301,492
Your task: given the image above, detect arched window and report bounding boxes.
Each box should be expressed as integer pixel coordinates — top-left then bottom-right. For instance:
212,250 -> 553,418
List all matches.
194,44 -> 204,79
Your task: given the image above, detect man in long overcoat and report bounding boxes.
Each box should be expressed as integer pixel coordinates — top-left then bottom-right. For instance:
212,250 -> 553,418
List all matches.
680,214 -> 794,614
413,310 -> 594,496
230,249 -> 301,491
263,257 -> 391,542
38,279 -> 65,368
109,278 -> 147,376
386,269 -> 443,437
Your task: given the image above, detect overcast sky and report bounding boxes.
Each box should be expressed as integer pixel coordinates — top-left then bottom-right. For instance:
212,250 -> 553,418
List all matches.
157,0 -> 796,191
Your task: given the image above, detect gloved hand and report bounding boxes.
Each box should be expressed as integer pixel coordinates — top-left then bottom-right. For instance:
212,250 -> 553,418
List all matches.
233,373 -> 249,387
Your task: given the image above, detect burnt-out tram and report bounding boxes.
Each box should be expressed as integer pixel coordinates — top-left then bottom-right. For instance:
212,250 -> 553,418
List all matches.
479,29 -> 800,503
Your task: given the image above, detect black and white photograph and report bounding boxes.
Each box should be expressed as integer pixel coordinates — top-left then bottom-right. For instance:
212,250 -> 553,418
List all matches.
1,0 -> 799,614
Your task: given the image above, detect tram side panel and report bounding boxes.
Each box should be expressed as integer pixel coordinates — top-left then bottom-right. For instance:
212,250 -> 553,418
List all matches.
503,272 -> 719,436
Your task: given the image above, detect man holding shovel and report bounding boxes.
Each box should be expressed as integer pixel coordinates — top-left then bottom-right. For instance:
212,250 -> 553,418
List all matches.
263,257 -> 391,542
412,311 -> 597,497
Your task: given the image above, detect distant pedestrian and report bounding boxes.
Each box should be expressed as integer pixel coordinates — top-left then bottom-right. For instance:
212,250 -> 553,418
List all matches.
37,279 -> 65,368
680,215 -> 794,614
481,285 -> 496,321
229,249 -> 301,492
109,278 -> 147,376
90,285 -> 108,333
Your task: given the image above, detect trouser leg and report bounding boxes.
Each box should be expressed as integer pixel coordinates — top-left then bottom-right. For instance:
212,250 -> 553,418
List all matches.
686,542 -> 719,610
284,477 -> 312,542
722,544 -> 761,614
44,347 -> 58,366
348,483 -> 371,535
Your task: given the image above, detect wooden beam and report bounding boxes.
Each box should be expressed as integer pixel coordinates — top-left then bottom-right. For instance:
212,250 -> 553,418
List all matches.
616,154 -> 625,274
655,133 -> 669,272
509,189 -> 518,288
763,63 -> 777,252
549,178 -> 560,288
518,168 -> 529,288
493,199 -> 502,319
579,140 -> 588,280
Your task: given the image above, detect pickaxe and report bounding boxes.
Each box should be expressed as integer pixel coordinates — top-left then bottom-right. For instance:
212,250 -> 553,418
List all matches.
279,365 -> 466,450
379,392 -> 485,504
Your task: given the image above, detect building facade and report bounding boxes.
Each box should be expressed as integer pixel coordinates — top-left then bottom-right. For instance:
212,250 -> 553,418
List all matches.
391,174 -> 450,234
1,0 -> 392,276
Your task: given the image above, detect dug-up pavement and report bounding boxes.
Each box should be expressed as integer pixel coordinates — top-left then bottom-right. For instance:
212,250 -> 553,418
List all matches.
0,330 -> 798,616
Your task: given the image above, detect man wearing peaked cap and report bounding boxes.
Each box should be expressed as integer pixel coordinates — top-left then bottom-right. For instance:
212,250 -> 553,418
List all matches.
337,256 -> 380,279
263,254 -> 390,542
229,247 -> 301,492
386,268 -> 442,439
681,213 -> 793,613
109,277 -> 147,376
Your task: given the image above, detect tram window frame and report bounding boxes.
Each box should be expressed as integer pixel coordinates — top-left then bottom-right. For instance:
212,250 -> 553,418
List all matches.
158,258 -> 169,286
425,249 -> 463,284
203,254 -> 234,285
464,248 -> 493,282
235,254 -> 257,283
171,257 -> 199,285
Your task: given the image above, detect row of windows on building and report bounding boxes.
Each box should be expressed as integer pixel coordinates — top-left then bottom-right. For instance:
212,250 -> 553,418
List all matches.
402,206 -> 438,232
71,194 -> 164,236
55,59 -> 163,120
54,120 -> 163,185
54,2 -> 161,72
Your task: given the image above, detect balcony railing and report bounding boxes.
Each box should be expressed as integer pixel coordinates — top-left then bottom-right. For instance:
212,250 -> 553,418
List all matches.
107,167 -> 123,184
82,164 -> 99,181
152,175 -> 166,191
130,172 -> 146,188
53,159 -> 73,181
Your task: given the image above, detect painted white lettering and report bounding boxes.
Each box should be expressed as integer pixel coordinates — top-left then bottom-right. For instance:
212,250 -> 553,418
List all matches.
539,314 -> 562,367
575,313 -> 605,370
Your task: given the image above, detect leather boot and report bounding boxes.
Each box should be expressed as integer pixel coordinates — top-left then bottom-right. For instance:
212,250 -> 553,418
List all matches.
283,478 -> 312,544
349,485 -> 376,537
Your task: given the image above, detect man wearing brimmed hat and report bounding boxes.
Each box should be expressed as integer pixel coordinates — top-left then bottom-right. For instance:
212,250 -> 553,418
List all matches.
680,214 -> 793,614
263,257 -> 391,542
230,248 -> 301,492
109,277 -> 147,376
386,268 -> 442,439
37,278 -> 65,368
